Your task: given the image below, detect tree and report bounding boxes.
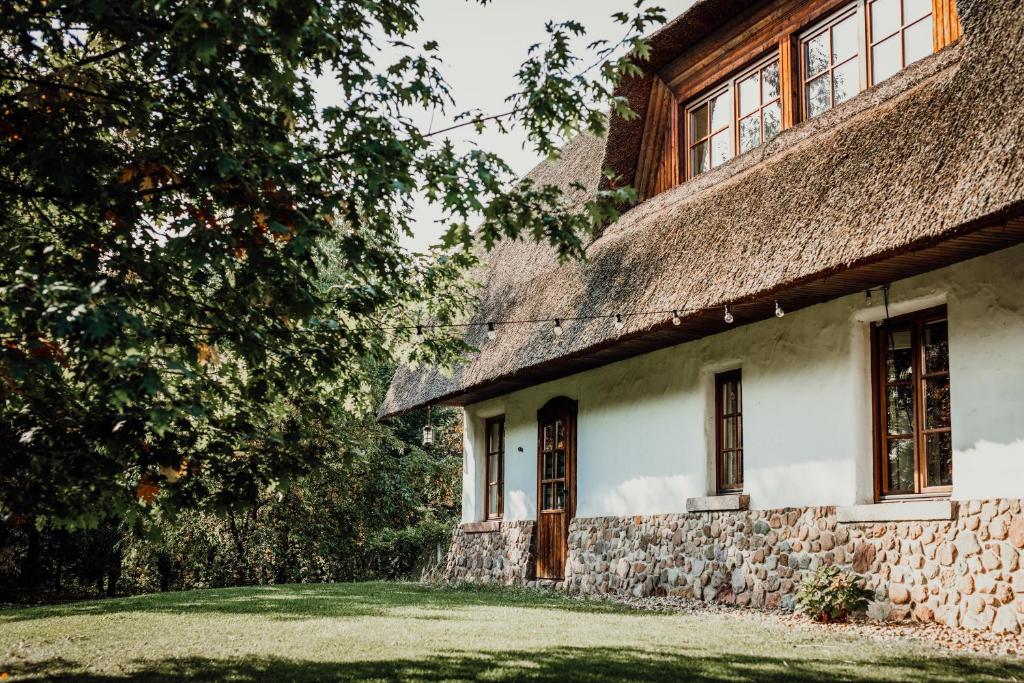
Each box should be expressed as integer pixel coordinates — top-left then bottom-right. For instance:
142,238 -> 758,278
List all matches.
0,0 -> 663,529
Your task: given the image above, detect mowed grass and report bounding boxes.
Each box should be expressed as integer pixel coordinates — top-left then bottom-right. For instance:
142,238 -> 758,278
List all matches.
1,582 -> 1022,682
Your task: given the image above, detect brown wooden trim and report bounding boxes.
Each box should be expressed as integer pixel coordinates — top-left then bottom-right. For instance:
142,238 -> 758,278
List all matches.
932,0 -> 961,50
484,415 -> 505,520
779,33 -> 800,128
872,305 -> 952,500
715,369 -> 744,494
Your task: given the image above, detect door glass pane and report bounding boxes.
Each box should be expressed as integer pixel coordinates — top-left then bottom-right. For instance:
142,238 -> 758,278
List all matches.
805,31 -> 830,77
872,35 -> 902,84
832,15 -> 859,62
885,328 -> 913,381
871,0 -> 901,40
543,424 -> 553,451
738,73 -> 760,117
739,114 -> 761,154
555,482 -> 566,510
710,91 -> 731,131
763,102 -> 781,141
925,378 -> 951,429
926,432 -> 952,487
886,385 -> 914,435
904,15 -> 933,66
690,103 -> 709,142
807,73 -> 831,118
903,0 -> 931,22
924,320 -> 949,373
542,482 -> 553,510
762,62 -> 780,103
710,130 -> 731,168
691,141 -> 709,175
555,419 -> 565,448
555,450 -> 566,479
887,438 -> 915,492
543,452 -> 553,479
833,58 -> 860,106
488,484 -> 498,515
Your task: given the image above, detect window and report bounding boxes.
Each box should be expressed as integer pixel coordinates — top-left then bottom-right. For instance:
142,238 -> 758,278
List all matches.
539,417 -> 567,511
873,307 -> 952,498
802,4 -> 863,119
685,56 -> 782,178
485,416 -> 504,518
715,370 -> 743,493
868,0 -> 934,85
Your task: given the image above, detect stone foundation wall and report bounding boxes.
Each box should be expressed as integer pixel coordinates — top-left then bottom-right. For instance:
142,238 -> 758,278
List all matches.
445,520 -> 535,584
563,499 -> 1024,634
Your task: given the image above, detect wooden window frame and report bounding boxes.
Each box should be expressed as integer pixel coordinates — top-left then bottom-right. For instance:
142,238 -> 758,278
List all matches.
484,415 -> 504,520
715,369 -> 744,494
871,305 -> 952,501
799,2 -> 867,121
733,54 -> 783,156
865,0 -> 935,86
683,84 -> 731,181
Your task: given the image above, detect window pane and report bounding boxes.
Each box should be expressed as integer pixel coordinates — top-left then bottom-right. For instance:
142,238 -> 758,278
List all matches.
807,73 -> 831,118
903,0 -> 931,23
885,329 -> 913,381
926,432 -> 952,488
739,114 -> 761,154
488,453 -> 499,481
738,73 -> 760,117
691,140 -> 709,175
488,484 -> 498,515
725,417 -> 738,449
904,15 -> 933,66
763,102 -> 781,141
833,58 -> 860,106
886,385 -> 914,435
762,62 -> 780,103
710,91 -> 731,131
543,451 -> 553,479
887,438 -> 915,492
543,424 -> 553,451
871,0 -> 901,40
489,421 -> 501,452
805,31 -> 830,77
832,15 -> 859,63
723,451 -> 735,487
723,380 -> 739,414
872,35 -> 902,84
925,378 -> 951,429
555,419 -> 565,448
690,103 -> 709,142
555,450 -> 566,479
710,130 -> 731,168
924,320 -> 949,373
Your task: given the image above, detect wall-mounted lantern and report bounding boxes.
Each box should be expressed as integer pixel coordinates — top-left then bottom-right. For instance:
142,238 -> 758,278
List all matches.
422,405 -> 434,447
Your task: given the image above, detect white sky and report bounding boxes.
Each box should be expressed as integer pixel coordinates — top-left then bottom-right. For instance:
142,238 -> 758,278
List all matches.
317,1 -> 695,252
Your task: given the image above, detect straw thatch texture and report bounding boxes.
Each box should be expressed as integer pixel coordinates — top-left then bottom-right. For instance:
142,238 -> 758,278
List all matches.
382,0 -> 1024,417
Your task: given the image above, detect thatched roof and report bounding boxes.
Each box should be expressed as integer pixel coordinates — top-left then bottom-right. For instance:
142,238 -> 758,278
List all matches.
382,0 -> 1024,417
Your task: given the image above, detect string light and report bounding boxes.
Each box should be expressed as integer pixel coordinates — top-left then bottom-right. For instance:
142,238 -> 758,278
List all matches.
614,314 -> 624,330
553,319 -> 563,337
724,305 -> 734,324
671,310 -> 682,326
774,300 -> 785,318
486,322 -> 497,340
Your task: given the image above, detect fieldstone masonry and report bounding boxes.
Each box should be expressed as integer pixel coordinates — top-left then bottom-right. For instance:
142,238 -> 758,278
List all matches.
445,499 -> 1024,634
445,520 -> 535,584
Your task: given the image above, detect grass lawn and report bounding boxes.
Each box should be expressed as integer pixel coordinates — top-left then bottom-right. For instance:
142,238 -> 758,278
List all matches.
1,582 -> 1022,682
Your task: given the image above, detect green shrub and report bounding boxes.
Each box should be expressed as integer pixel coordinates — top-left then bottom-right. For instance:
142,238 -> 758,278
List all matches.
795,565 -> 873,623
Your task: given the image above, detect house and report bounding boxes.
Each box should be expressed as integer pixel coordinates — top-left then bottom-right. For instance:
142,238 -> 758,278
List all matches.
383,0 -> 1024,634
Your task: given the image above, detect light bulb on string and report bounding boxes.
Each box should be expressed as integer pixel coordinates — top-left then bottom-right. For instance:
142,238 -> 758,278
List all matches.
774,300 -> 785,318
724,305 -> 734,324
553,319 -> 563,337
486,322 -> 497,341
671,310 -> 682,326
614,314 -> 625,330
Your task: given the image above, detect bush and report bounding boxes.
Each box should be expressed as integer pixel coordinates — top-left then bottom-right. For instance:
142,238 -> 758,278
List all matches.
795,565 -> 873,623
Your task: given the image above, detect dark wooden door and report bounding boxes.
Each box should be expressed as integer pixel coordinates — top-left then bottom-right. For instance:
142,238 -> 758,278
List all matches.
536,397 -> 577,580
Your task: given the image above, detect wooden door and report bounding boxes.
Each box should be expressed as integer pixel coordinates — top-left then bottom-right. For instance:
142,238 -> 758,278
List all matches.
536,397 -> 577,580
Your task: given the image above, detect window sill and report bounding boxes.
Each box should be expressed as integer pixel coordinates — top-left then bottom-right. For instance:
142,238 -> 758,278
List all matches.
686,494 -> 749,513
462,520 -> 501,534
836,499 -> 955,523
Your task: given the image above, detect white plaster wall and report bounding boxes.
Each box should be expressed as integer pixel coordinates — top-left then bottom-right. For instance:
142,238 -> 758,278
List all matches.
461,243 -> 1024,522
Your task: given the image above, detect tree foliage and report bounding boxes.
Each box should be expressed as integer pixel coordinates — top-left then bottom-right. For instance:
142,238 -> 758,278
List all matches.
0,0 -> 663,529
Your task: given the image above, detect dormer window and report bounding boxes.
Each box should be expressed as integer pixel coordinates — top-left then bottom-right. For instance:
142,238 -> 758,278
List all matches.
868,0 -> 934,85
801,5 -> 862,119
736,57 -> 782,154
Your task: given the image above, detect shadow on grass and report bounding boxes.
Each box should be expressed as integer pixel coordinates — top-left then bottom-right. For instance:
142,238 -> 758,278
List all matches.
0,581 -> 640,623
17,646 -> 1024,682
